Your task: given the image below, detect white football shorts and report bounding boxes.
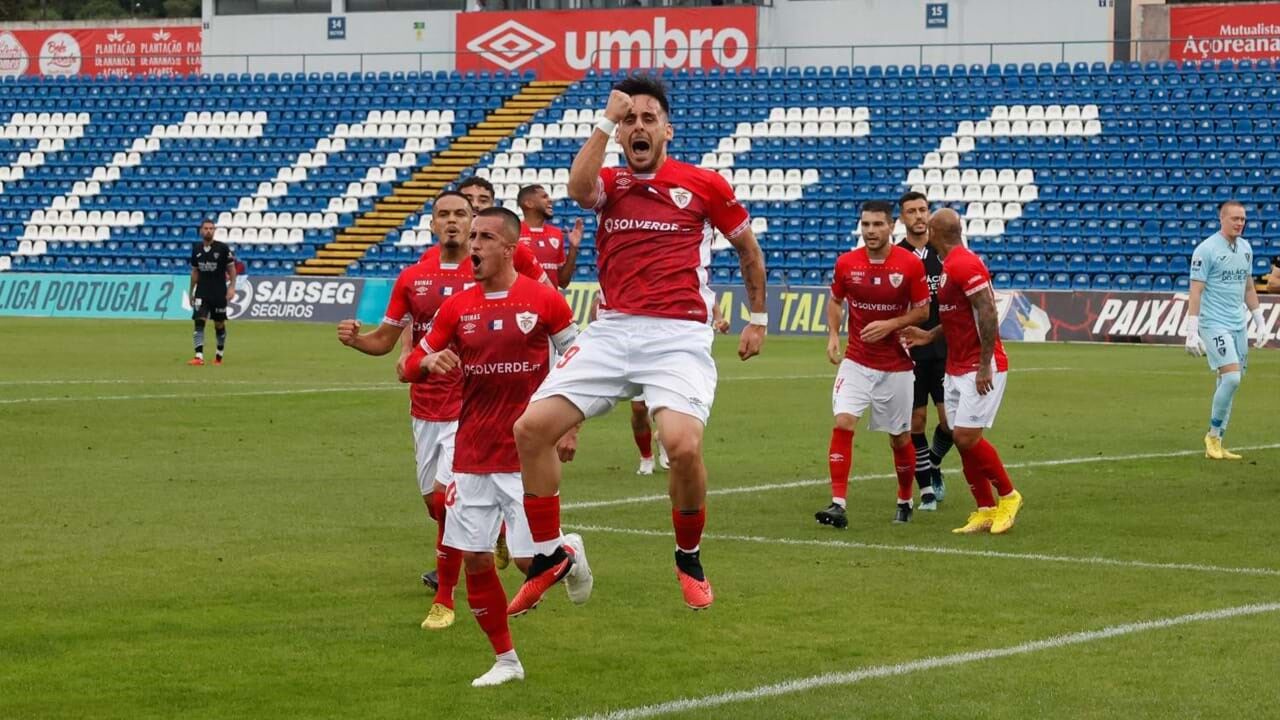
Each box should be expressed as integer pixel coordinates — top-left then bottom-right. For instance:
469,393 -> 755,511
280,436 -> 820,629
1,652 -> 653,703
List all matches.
831,359 -> 914,434
411,418 -> 457,495
943,369 -> 1008,429
442,472 -> 534,557
531,313 -> 717,425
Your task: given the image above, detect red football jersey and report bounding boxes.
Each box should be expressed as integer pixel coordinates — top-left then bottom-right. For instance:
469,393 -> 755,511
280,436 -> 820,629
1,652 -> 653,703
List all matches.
387,246 -> 549,421
937,245 -> 1010,376
830,245 -> 930,372
519,222 -> 567,275
593,158 -> 749,323
412,275 -> 576,474
383,249 -> 471,422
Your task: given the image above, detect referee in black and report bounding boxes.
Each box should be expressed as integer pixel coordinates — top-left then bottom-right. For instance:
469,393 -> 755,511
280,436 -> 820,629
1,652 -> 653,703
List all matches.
897,192 -> 952,509
188,218 -> 237,366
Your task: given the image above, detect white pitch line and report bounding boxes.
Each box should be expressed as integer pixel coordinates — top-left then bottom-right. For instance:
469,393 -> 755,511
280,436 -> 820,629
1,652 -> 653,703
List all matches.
0,378 -> 387,387
0,385 -> 403,405
559,443 -> 1280,511
565,524 -> 1280,578
569,602 -> 1280,720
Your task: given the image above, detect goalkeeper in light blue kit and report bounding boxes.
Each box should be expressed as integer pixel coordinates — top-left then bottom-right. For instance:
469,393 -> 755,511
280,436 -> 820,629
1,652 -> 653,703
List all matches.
1183,200 -> 1269,460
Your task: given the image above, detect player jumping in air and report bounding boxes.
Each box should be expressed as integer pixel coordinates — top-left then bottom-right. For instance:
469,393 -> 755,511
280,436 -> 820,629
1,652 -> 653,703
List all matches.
399,207 -> 592,687
509,75 -> 768,612
188,219 -> 236,366
816,201 -> 930,528
518,183 -> 584,289
897,191 -> 952,509
903,209 -> 1024,535
1183,200 -> 1270,459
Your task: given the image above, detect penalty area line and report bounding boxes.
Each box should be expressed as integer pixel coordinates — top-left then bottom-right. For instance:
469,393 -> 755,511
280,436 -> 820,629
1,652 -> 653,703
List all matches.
568,601 -> 1280,720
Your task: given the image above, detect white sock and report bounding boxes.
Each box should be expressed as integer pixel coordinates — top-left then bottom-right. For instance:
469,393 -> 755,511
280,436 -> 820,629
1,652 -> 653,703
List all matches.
533,536 -> 563,557
496,649 -> 520,665
832,497 -> 846,508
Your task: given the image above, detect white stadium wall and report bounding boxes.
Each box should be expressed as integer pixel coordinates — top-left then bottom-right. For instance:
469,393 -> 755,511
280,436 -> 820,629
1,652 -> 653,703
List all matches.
201,5 -> 458,76
200,0 -> 1115,75
757,0 -> 1116,68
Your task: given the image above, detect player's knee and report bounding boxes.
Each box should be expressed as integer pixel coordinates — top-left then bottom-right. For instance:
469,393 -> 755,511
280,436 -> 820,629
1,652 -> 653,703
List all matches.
910,409 -> 926,434
662,432 -> 702,469
952,428 -> 981,451
462,551 -> 494,574
193,319 -> 206,330
833,413 -> 857,432
513,557 -> 532,575
889,433 -> 911,449
214,321 -> 226,330
1219,370 -> 1241,392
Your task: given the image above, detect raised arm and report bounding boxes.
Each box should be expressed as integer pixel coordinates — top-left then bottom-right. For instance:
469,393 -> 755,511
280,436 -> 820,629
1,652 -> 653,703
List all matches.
569,91 -> 631,210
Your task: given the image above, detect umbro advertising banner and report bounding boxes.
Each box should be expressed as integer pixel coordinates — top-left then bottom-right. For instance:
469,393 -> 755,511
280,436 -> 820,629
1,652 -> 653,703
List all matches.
1170,3 -> 1280,61
0,25 -> 201,78
0,273 -> 364,323
559,282 -> 1279,347
456,6 -> 757,80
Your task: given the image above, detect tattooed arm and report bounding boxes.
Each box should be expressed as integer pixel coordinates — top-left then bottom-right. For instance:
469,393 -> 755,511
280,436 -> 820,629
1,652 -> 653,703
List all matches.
970,286 -> 999,395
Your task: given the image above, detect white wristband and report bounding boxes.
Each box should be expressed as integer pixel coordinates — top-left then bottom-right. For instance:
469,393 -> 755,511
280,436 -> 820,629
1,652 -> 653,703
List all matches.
748,312 -> 769,327
1185,314 -> 1199,335
1251,307 -> 1265,329
594,117 -> 617,136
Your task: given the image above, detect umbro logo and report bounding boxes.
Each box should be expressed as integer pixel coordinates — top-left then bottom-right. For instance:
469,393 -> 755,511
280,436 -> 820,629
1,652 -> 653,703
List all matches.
465,20 -> 556,71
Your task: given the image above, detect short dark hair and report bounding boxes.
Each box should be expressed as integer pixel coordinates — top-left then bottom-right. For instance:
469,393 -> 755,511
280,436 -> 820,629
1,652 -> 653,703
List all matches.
433,190 -> 469,208
477,206 -> 521,241
860,200 -> 895,221
898,191 -> 928,209
517,184 -> 545,206
457,176 -> 495,197
199,218 -> 215,226
1219,199 -> 1245,213
613,74 -> 671,116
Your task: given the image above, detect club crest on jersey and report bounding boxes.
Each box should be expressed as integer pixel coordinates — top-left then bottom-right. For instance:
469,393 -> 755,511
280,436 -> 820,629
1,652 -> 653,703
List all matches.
549,236 -> 560,249
939,275 -> 948,288
515,311 -> 538,334
888,273 -> 904,288
669,187 -> 692,209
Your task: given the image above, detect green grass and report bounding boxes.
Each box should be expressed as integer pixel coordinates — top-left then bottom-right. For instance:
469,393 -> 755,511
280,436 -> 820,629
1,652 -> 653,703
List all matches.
1,318 -> 1277,720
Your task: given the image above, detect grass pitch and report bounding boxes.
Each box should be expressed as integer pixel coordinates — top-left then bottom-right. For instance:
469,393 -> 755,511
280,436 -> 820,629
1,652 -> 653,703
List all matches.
2,318 -> 1277,719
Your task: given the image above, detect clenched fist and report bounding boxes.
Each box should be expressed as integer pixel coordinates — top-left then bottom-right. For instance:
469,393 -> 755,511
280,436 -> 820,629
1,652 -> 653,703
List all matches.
337,319 -> 361,347
423,348 -> 461,375
604,90 -> 634,124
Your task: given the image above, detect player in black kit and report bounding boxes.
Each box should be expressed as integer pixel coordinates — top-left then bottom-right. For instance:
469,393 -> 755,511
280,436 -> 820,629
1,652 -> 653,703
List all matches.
897,192 -> 952,509
188,219 -> 237,366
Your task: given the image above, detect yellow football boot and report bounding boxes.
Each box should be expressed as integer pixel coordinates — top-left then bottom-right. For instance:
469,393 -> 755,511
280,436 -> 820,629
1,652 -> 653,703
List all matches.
952,507 -> 997,534
495,531 -> 511,570
1204,434 -> 1242,460
420,602 -> 454,630
990,490 -> 1024,535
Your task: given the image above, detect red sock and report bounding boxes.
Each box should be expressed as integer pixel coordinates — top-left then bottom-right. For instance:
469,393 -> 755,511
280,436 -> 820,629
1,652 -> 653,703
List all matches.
892,441 -> 915,503
434,544 -> 462,609
828,428 -> 854,503
972,438 -> 1015,497
523,495 -> 561,544
672,507 -> 706,553
465,566 -> 512,655
959,446 -> 996,508
633,429 -> 653,460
